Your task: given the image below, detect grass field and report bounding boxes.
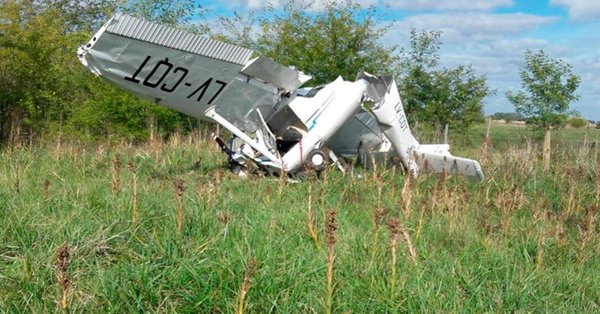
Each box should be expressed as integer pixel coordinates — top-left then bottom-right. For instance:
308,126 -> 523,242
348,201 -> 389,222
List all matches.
1,124 -> 599,312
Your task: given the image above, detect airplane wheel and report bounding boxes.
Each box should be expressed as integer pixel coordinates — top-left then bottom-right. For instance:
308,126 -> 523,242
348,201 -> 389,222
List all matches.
307,149 -> 326,171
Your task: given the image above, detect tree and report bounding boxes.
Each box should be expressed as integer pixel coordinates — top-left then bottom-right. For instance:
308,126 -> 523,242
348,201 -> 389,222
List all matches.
0,0 -> 200,145
424,66 -> 490,132
568,116 -> 587,128
506,50 -> 580,130
225,0 -> 399,85
398,29 -> 441,120
399,29 -> 491,133
0,0 -> 86,143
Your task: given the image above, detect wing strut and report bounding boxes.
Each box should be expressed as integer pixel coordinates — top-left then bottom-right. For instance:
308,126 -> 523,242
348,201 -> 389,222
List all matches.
205,107 -> 282,169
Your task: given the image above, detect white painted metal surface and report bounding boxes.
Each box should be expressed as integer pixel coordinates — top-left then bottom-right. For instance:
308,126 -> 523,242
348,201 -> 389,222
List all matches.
241,57 -> 311,91
105,14 -> 253,65
282,79 -> 368,171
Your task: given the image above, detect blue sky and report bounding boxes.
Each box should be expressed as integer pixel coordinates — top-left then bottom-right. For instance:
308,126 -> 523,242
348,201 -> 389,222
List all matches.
200,0 -> 600,119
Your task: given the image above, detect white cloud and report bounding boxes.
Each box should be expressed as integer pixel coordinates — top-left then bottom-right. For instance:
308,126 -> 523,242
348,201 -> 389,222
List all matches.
550,0 -> 600,21
247,0 -> 279,9
457,41 -> 600,118
384,0 -> 513,11
393,13 -> 558,42
382,10 -> 600,117
232,0 -> 377,10
299,0 -> 378,11
438,39 -> 547,115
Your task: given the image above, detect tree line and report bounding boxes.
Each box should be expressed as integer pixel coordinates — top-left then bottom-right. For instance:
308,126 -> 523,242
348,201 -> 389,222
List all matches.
0,0 -> 579,146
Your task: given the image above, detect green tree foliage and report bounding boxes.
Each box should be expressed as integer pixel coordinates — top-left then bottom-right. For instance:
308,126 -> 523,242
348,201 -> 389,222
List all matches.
70,77 -> 187,141
0,0 -> 85,142
398,29 -> 442,120
424,66 -> 489,132
568,116 -> 588,128
399,29 -> 491,132
506,50 -> 580,130
251,0 -> 399,85
0,0 -> 198,144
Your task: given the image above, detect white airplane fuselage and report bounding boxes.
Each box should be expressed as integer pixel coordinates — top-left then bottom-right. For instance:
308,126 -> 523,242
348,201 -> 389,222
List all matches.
281,78 -> 368,171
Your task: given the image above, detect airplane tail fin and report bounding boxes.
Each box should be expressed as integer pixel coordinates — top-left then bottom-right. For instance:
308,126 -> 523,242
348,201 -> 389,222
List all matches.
359,72 -> 484,181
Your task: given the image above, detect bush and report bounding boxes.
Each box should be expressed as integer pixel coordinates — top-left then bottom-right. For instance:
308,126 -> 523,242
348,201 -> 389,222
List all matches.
569,117 -> 588,128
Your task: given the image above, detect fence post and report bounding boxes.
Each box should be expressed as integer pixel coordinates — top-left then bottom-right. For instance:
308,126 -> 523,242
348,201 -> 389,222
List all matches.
543,128 -> 551,172
481,118 -> 492,164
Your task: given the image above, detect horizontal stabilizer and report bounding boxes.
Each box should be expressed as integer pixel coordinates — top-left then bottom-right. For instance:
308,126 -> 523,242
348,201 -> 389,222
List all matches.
414,151 -> 484,181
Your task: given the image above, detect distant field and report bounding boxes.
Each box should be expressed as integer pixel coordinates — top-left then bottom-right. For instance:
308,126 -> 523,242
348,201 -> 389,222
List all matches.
418,123 -> 600,152
1,126 -> 599,312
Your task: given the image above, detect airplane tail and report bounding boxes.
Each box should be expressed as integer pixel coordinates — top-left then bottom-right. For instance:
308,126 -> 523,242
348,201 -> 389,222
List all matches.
359,73 -> 484,181
413,148 -> 484,180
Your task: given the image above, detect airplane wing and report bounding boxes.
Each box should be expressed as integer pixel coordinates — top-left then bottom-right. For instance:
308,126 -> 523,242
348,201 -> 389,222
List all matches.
77,14 -> 310,133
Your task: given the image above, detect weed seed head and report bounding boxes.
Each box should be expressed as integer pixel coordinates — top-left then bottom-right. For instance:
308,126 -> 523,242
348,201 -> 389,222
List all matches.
56,243 -> 70,291
325,209 -> 338,248
374,207 -> 387,227
43,179 -> 51,198
174,178 -> 185,198
386,218 -> 400,237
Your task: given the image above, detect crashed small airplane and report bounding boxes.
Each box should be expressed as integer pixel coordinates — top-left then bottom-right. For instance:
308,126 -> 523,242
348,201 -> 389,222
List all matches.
78,14 -> 483,180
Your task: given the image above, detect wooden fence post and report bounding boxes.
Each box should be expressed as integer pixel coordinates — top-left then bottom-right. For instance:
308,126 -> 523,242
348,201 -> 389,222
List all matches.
543,128 -> 551,172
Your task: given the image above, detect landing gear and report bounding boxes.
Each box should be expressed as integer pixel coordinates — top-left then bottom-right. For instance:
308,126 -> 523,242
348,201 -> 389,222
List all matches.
307,149 -> 326,172
213,134 -> 246,175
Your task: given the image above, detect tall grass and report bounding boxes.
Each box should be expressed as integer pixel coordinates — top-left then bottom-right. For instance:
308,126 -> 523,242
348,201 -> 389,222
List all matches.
0,126 -> 599,312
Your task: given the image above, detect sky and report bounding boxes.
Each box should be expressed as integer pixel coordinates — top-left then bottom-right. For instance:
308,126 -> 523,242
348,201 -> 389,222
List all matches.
200,0 -> 600,120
